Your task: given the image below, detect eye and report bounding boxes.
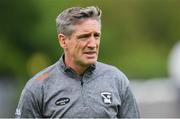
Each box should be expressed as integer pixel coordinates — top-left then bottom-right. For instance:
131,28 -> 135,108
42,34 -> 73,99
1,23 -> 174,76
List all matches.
94,33 -> 101,40
77,34 -> 91,41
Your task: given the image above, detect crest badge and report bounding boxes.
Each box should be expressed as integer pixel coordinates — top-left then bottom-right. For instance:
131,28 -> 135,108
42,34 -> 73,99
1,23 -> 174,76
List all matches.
101,92 -> 112,104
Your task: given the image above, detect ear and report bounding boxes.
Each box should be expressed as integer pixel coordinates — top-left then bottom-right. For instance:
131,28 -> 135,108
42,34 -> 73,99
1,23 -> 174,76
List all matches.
58,33 -> 67,48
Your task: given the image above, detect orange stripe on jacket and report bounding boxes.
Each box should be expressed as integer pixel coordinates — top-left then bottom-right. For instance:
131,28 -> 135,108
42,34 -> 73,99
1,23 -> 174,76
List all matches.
36,73 -> 49,80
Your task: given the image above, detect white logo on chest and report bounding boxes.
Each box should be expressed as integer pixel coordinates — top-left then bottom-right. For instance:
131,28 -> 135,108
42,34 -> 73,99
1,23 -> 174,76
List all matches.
101,92 -> 112,104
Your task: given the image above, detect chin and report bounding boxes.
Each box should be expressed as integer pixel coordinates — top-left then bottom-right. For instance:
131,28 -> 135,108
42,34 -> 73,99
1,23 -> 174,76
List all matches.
85,59 -> 97,65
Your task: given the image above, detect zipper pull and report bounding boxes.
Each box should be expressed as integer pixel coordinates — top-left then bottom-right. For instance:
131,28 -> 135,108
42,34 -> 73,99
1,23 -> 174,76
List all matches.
81,80 -> 84,86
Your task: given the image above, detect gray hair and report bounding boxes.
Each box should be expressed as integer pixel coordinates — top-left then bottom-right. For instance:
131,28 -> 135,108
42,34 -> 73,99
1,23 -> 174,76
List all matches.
56,6 -> 102,37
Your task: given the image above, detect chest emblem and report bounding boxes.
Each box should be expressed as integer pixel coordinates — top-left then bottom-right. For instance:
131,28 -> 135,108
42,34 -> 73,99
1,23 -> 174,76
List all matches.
55,97 -> 70,106
101,92 -> 112,104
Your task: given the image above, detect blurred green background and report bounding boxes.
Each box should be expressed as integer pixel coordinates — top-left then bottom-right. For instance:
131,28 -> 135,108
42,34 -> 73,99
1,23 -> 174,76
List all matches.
0,0 -> 180,86
1,0 -> 180,117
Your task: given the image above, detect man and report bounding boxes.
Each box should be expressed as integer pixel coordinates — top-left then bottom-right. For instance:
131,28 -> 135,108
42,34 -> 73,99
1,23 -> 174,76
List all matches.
15,6 -> 140,118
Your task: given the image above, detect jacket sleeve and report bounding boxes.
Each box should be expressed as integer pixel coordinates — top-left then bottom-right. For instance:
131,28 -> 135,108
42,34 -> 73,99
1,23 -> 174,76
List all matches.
15,88 -> 43,118
118,86 -> 140,118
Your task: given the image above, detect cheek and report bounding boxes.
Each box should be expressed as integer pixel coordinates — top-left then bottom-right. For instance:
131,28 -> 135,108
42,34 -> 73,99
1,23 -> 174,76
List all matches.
75,42 -> 86,51
66,41 -> 77,54
96,41 -> 100,48
70,42 -> 84,57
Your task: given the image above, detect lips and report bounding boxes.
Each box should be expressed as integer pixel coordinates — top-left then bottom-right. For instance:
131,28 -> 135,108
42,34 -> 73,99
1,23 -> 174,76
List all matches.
84,51 -> 97,58
84,51 -> 96,54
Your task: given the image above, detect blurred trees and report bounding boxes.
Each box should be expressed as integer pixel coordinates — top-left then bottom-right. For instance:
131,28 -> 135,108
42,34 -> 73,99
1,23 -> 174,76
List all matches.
0,0 -> 40,80
0,0 -> 180,84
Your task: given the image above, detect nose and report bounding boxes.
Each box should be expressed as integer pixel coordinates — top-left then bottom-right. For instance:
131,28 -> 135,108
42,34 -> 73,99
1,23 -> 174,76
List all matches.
87,36 -> 96,48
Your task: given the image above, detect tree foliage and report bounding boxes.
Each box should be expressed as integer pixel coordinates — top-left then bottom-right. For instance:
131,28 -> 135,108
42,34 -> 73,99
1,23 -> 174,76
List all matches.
0,0 -> 180,82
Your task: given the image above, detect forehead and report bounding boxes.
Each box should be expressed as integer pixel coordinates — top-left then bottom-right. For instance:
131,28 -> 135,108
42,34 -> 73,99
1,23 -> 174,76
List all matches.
73,19 -> 101,34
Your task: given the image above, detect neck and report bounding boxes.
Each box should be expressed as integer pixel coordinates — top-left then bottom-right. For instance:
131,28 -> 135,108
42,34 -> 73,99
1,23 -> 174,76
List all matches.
70,64 -> 88,75
64,55 -> 88,75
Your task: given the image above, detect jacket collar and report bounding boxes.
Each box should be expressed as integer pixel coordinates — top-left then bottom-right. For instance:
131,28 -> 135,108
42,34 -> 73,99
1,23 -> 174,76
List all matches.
58,54 -> 96,78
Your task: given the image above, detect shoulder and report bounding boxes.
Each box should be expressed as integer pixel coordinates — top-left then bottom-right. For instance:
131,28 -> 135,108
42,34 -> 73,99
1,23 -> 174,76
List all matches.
23,62 -> 59,93
96,61 -> 129,86
96,62 -> 128,78
96,62 -> 118,72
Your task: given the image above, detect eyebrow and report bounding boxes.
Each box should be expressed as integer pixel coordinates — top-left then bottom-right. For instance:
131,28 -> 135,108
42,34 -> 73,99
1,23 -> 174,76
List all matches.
94,32 -> 101,36
77,32 -> 101,39
77,33 -> 91,39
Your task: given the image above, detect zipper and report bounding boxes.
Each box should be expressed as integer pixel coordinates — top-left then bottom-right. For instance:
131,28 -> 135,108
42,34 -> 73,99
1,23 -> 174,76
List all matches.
80,75 -> 87,107
81,79 -> 84,87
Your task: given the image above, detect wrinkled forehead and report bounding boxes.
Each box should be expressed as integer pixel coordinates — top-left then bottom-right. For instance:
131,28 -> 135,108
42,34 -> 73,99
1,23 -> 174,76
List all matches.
73,19 -> 101,34
72,17 -> 101,26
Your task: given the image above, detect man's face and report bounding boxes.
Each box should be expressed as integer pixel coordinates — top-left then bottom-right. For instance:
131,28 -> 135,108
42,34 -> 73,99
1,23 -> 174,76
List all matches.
64,19 -> 101,68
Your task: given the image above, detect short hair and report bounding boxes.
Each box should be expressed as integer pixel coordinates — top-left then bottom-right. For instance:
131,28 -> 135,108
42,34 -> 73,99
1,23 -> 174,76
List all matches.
56,6 -> 102,37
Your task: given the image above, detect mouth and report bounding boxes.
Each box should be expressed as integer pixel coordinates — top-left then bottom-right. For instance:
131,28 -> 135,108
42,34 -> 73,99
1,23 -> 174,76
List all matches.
84,51 -> 97,58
